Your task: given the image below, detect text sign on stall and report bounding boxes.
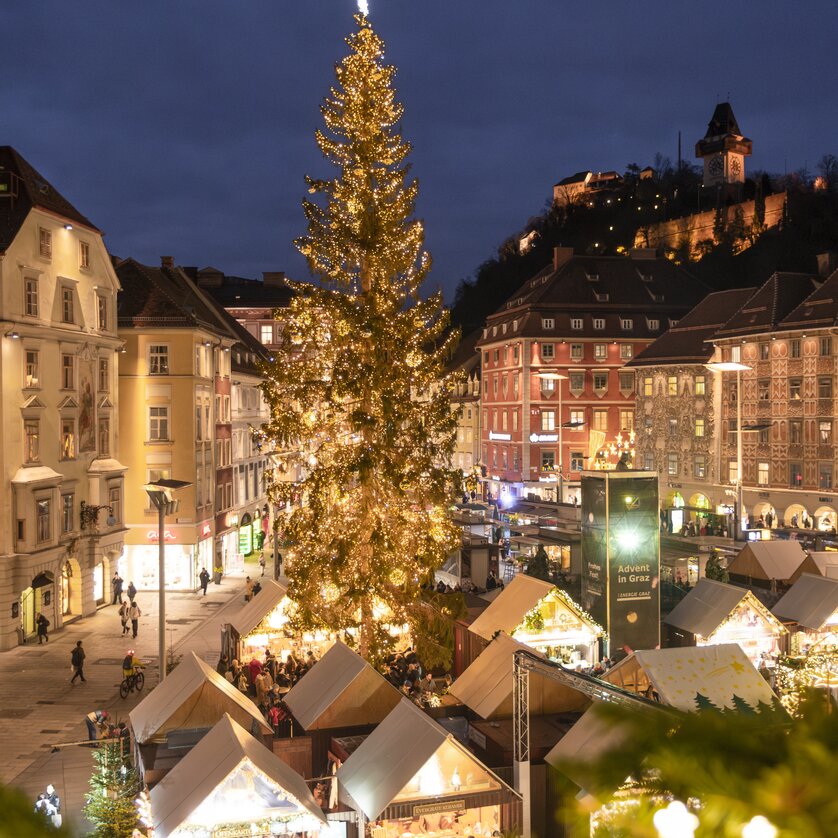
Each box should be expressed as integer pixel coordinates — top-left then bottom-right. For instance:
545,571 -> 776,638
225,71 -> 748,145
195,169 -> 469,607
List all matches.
413,800 -> 466,817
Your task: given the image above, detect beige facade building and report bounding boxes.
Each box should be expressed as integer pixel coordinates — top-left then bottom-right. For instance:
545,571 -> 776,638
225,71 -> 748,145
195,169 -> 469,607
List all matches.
0,147 -> 126,648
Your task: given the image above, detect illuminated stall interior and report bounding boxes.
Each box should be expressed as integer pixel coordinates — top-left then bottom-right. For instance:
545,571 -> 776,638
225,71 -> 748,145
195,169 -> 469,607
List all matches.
149,715 -> 326,838
338,699 -> 521,837
469,575 -> 602,667
773,573 -> 838,654
664,577 -> 787,665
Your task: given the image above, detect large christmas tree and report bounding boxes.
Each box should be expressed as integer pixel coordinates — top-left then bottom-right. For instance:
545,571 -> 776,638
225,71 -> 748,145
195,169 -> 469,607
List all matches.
83,742 -> 139,837
261,12 -> 461,660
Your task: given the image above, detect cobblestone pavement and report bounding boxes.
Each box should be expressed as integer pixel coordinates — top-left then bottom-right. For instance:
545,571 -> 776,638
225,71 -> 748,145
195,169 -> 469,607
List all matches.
1,560 -> 271,833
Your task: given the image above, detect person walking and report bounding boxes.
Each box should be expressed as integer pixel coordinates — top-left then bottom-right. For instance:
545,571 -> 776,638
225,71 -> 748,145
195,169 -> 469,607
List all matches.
118,599 -> 130,635
128,600 -> 141,638
36,612 -> 49,644
244,576 -> 253,602
70,641 -> 86,684
199,567 -> 210,596
258,554 -> 266,577
111,572 -> 124,605
126,581 -> 137,601
85,709 -> 108,741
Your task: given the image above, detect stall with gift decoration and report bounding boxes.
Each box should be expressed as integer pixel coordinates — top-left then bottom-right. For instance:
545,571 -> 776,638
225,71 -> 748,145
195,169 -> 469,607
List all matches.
468,575 -> 603,668
664,578 -> 787,665
338,699 -> 521,837
147,714 -> 328,838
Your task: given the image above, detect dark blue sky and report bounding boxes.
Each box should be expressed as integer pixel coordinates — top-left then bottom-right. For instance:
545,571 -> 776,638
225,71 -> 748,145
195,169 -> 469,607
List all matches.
3,1 -> 835,300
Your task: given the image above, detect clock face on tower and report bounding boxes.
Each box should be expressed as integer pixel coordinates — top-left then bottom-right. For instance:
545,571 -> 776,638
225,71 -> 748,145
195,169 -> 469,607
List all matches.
708,156 -> 724,177
730,157 -> 742,177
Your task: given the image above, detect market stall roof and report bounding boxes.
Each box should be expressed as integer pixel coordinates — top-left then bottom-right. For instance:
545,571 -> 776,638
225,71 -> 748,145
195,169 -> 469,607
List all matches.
727,541 -> 814,583
150,714 -> 325,838
773,573 -> 838,630
663,578 -> 785,638
129,651 -> 271,744
602,644 -> 779,712
797,552 -> 838,582
284,641 -> 402,730
228,579 -> 288,637
468,574 -> 556,640
337,698 -> 515,821
448,633 -> 588,719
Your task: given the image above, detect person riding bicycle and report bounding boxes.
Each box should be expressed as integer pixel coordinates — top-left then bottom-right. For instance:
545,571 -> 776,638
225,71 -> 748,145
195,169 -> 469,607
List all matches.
122,650 -> 141,680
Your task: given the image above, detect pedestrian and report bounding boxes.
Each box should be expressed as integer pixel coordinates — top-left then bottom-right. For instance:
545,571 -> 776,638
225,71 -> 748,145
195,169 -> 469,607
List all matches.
259,554 -> 266,577
118,599 -> 130,635
216,654 -> 229,677
129,600 -> 142,638
36,611 -> 49,644
199,567 -> 210,596
84,709 -> 108,741
244,576 -> 253,602
111,572 -> 124,605
70,640 -> 86,684
126,580 -> 137,601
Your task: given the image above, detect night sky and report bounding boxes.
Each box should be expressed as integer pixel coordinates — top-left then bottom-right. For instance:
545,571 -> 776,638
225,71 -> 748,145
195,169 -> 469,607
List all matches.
3,1 -> 836,301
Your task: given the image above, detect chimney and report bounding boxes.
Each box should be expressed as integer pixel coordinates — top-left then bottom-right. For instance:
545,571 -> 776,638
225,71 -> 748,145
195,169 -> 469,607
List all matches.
816,252 -> 837,277
553,247 -> 573,271
161,256 -> 174,269
262,271 -> 287,287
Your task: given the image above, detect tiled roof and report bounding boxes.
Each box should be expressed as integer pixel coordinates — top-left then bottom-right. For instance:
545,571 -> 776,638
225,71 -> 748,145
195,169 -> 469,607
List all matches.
628,288 -> 756,367
713,272 -> 820,339
0,146 -> 98,252
555,171 -> 590,187
190,268 -> 295,308
777,269 -> 838,331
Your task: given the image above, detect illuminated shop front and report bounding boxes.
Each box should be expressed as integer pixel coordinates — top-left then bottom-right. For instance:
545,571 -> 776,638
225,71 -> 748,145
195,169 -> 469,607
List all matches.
120,533 -> 202,592
338,699 -> 521,837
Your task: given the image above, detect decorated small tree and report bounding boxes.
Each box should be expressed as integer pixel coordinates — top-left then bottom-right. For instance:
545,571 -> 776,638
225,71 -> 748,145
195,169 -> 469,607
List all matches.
261,12 -> 461,662
526,544 -> 552,583
83,742 -> 139,837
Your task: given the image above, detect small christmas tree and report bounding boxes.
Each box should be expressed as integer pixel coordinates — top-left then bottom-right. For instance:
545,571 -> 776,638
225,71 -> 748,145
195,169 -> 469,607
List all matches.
704,550 -> 729,583
83,742 -> 139,838
526,544 -> 552,582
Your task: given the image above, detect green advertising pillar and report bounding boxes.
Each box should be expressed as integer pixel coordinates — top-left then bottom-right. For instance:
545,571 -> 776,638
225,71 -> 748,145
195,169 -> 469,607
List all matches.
580,471 -> 660,658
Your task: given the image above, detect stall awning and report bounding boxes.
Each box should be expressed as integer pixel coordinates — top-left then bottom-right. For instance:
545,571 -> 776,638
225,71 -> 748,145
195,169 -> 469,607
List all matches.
284,641 -> 401,730
664,578 -> 751,637
447,633 -> 588,719
468,575 -> 555,640
129,651 -> 271,744
773,573 -> 838,631
228,579 -> 288,637
602,644 -> 780,713
150,715 -> 325,838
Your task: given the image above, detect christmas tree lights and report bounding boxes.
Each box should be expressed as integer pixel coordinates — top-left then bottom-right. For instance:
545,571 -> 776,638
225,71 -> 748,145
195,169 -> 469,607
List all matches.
261,14 -> 461,661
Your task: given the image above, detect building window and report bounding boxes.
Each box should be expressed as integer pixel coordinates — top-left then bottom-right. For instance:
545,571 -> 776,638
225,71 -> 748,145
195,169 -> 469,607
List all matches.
61,354 -> 74,389
644,416 -> 653,432
619,372 -> 634,392
493,349 -> 499,363
513,372 -> 519,396
593,318 -> 605,330
512,411 -> 518,431
36,498 -> 51,543
569,372 -> 584,393
647,318 -> 660,331
620,319 -> 633,331
149,406 -> 169,441
512,448 -> 520,471
758,426 -> 770,445
644,452 -> 654,470
24,419 -> 39,463
790,462 -> 803,487
594,343 -> 607,360
758,379 -> 770,401
643,377 -> 653,396
149,345 -> 169,375
760,343 -> 770,360
541,343 -> 555,360
541,451 -> 555,471
758,462 -> 769,486
24,350 -> 39,388
729,460 -> 738,484
542,318 -> 555,330
819,420 -> 833,443
502,410 -> 508,430
571,318 -> 583,330
570,343 -> 583,361
667,453 -> 678,476
790,419 -> 803,444
695,418 -> 705,437
788,378 -> 802,400
492,374 -> 499,397
619,410 -> 634,431
62,494 -> 74,534
98,416 -> 110,455
790,339 -> 801,358
482,377 -> 488,397
669,418 -> 678,436
667,376 -> 677,396
260,325 -> 274,344
542,410 -> 556,431
61,419 -> 76,459
97,294 -> 107,330
24,277 -> 38,317
79,240 -> 91,270
540,375 -> 555,393
483,351 -> 489,364
98,358 -> 109,393
619,343 -> 633,360
731,345 -> 741,363
694,455 -> 706,478
695,375 -> 705,396
819,377 -> 833,399
593,409 -> 608,431
819,464 -> 833,490
820,336 -> 832,357
39,227 -> 52,258
61,286 -> 74,323
501,448 -> 508,469
108,486 -> 122,524
570,409 -> 584,426
571,451 -> 585,471
593,372 -> 608,392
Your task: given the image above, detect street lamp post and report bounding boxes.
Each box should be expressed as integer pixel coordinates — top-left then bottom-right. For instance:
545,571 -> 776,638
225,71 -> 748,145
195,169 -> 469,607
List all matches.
144,479 -> 191,681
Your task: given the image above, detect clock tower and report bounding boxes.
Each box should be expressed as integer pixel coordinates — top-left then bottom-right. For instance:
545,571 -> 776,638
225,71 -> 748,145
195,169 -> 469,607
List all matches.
695,102 -> 752,188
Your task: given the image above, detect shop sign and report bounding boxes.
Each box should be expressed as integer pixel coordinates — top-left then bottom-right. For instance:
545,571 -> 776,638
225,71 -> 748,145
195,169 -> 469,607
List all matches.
413,800 -> 465,817
819,497 -> 833,503
529,433 -> 558,443
201,522 -> 212,538
489,431 -> 511,441
239,524 -> 253,556
146,529 -> 176,542
213,826 -> 260,838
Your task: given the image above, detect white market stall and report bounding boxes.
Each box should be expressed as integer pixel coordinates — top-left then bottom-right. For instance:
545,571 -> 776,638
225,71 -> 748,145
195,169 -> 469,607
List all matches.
773,573 -> 838,653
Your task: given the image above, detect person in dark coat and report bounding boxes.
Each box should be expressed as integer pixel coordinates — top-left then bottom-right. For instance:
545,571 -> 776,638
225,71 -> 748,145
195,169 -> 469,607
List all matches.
36,612 -> 49,644
199,567 -> 210,596
111,572 -> 123,605
70,641 -> 86,684
126,581 -> 137,601
216,654 -> 229,676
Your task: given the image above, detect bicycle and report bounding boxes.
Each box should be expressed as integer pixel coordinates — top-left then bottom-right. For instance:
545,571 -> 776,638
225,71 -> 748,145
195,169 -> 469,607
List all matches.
119,664 -> 145,699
